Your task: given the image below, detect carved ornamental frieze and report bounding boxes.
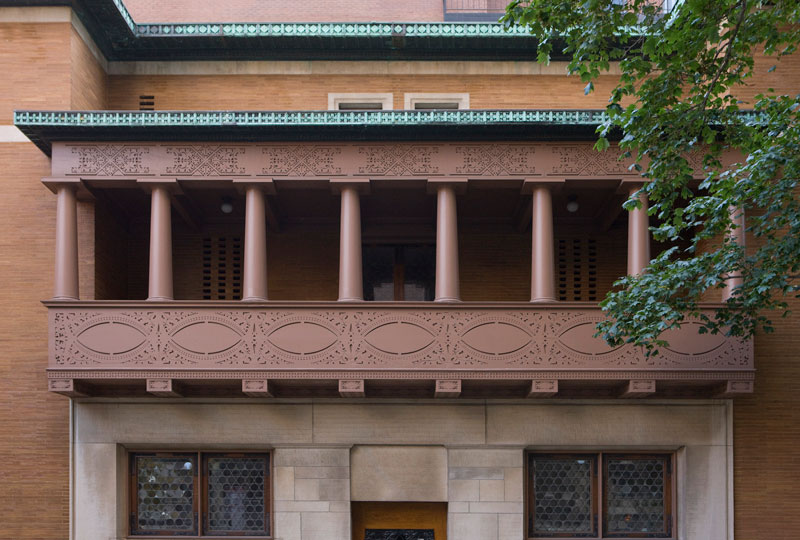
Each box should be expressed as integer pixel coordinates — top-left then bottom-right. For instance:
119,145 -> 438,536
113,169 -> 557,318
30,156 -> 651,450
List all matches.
51,142 -> 642,180
48,304 -> 753,374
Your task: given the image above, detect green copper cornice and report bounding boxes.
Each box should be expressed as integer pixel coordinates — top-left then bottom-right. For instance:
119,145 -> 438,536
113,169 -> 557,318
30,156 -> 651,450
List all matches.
15,109 -> 606,127
14,109 -> 612,155
0,0 -> 542,60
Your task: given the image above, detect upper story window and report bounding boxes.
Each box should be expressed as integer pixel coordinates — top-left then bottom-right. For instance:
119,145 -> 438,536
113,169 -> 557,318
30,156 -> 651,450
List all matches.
527,452 -> 674,539
404,93 -> 469,110
130,451 -> 271,537
363,244 -> 435,301
328,93 -> 394,110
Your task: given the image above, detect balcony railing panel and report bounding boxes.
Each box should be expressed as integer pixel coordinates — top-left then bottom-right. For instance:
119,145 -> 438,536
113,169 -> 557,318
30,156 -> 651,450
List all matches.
48,301 -> 752,375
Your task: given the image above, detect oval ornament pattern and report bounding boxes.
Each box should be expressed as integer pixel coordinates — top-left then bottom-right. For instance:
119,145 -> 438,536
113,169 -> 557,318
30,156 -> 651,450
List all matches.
461,322 -> 530,355
77,322 -> 146,355
172,321 -> 242,354
558,322 -> 618,355
268,322 -> 338,355
661,323 -> 727,355
364,322 -> 435,355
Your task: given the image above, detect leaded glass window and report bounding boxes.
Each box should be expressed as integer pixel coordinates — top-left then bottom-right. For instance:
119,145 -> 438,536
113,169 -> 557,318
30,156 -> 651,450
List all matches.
604,455 -> 670,538
134,454 -> 197,535
527,452 -> 673,539
130,452 -> 270,537
205,455 -> 269,536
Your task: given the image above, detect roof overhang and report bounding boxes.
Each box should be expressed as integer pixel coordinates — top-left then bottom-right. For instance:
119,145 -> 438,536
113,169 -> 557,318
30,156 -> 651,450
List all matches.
14,109 -> 612,155
0,0 -> 559,61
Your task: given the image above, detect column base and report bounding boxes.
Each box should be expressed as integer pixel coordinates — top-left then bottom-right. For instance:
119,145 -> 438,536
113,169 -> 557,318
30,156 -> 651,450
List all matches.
530,297 -> 557,303
242,296 -> 269,302
434,297 -> 461,303
146,296 -> 174,301
50,295 -> 79,301
338,297 -> 364,302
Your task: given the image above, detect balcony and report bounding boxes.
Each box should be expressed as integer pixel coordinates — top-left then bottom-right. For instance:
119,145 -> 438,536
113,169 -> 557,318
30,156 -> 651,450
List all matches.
28,114 -> 754,399
47,301 -> 753,398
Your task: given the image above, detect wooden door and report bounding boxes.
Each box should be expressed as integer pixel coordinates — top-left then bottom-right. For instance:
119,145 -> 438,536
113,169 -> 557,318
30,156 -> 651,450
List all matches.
351,502 -> 447,540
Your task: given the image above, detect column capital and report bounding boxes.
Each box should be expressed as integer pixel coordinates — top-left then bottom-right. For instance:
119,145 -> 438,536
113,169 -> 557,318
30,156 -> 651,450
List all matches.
521,177 -> 565,194
426,177 -> 468,194
617,178 -> 649,194
331,177 -> 371,195
136,177 -> 180,193
41,177 -> 93,200
232,178 -> 276,195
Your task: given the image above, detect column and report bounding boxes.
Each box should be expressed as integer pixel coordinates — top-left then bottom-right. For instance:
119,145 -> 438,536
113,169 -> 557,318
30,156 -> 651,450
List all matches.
435,184 -> 460,302
722,206 -> 745,301
627,184 -> 650,276
147,185 -> 173,301
242,185 -> 268,301
530,184 -> 556,302
53,183 -> 79,300
338,184 -> 363,301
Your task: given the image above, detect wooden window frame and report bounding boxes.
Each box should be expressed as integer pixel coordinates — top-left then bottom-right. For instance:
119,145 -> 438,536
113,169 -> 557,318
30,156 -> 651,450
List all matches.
526,451 -> 675,540
362,243 -> 435,301
129,451 -> 273,539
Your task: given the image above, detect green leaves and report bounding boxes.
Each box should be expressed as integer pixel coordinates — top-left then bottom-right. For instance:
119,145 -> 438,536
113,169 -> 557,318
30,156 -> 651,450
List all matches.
504,0 -> 800,352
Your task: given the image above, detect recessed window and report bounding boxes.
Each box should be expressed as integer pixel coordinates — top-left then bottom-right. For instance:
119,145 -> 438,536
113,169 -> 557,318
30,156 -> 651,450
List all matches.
130,452 -> 271,537
404,93 -> 470,110
328,93 -> 393,111
527,452 -> 674,539
363,244 -> 435,301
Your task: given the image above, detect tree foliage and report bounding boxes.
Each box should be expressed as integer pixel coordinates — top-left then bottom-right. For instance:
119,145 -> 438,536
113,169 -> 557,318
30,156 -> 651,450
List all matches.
502,0 -> 800,351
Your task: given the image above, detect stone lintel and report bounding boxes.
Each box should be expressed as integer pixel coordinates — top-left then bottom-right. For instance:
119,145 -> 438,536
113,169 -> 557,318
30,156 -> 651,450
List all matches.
620,379 -> 657,398
715,380 -> 754,398
339,379 -> 365,398
434,379 -> 461,398
48,378 -> 89,397
242,379 -> 273,397
527,379 -> 558,398
146,378 -> 183,397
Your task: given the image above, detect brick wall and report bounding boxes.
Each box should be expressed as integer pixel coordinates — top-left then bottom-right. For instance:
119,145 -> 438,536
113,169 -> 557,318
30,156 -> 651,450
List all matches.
107,73 -> 622,111
0,22 -> 72,123
0,144 -> 69,540
70,26 -> 107,110
123,0 -> 444,23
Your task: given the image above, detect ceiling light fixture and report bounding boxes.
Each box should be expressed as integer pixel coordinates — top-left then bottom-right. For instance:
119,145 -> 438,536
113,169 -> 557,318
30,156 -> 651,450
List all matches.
220,196 -> 234,214
566,194 -> 579,213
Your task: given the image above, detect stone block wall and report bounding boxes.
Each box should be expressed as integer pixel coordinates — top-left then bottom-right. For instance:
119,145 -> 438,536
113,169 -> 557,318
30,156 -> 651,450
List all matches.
273,448 -> 351,540
447,449 -> 524,540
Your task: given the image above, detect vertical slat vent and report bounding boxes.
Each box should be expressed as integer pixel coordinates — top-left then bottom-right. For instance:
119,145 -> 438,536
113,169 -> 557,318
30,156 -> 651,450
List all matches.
557,237 -> 598,302
202,236 -> 242,300
139,95 -> 155,111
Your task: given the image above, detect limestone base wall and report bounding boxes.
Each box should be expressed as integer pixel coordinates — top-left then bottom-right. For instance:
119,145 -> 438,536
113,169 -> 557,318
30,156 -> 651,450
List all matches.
72,399 -> 733,540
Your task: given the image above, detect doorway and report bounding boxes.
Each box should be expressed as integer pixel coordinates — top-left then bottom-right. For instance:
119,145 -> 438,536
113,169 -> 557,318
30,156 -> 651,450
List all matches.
351,502 -> 447,540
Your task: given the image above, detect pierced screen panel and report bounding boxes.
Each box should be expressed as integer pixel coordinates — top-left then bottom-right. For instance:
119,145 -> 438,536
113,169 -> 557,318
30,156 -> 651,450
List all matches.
135,455 -> 196,534
557,237 -> 598,301
202,236 -> 242,300
531,455 -> 596,537
605,457 -> 668,536
206,455 -> 269,535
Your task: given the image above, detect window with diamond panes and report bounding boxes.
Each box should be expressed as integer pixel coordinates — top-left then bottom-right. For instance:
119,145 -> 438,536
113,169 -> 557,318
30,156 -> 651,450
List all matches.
131,452 -> 271,537
527,453 -> 673,539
